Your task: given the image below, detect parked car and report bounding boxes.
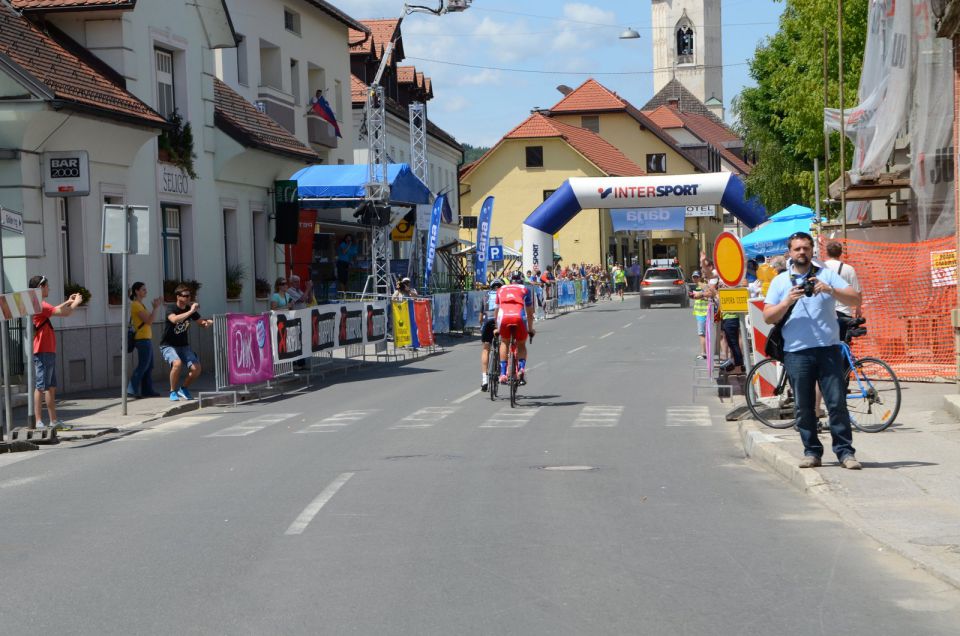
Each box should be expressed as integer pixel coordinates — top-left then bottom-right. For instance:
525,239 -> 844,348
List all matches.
639,267 -> 688,309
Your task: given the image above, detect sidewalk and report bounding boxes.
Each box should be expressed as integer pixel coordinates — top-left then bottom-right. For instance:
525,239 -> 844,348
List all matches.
731,380 -> 960,590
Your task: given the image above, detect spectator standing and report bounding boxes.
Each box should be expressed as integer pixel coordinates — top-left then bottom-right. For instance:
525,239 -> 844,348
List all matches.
628,261 -> 641,292
160,284 -> 213,401
288,274 -> 315,309
689,271 -> 709,359
763,232 -> 863,470
29,275 -> 83,430
336,234 -> 358,293
822,241 -> 862,342
392,277 -> 418,300
270,277 -> 293,310
127,282 -> 162,398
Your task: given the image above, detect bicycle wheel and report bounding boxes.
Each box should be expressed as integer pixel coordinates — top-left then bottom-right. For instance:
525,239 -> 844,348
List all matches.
846,357 -> 901,433
488,340 -> 499,401
508,346 -> 517,408
744,358 -> 795,429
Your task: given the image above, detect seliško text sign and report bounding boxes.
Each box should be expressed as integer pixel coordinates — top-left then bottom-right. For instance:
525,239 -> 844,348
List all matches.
0,207 -> 24,234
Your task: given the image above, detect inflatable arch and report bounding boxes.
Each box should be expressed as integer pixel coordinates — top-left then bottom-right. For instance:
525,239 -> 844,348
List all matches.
521,173 -> 767,272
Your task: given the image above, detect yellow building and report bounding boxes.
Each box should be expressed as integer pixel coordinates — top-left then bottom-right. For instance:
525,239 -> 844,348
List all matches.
459,79 -> 746,274
459,112 -> 644,269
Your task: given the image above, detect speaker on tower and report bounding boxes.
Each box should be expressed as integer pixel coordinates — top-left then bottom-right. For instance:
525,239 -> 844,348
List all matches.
274,200 -> 300,244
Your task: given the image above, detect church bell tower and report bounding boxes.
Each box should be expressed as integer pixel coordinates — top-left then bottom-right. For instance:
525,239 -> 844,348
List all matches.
651,0 -> 724,118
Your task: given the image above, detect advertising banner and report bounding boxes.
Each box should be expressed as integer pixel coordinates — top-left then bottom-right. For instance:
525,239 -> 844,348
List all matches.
475,196 -> 494,284
449,292 -> 465,331
365,302 -> 387,343
464,291 -> 485,329
336,303 -> 364,347
226,314 -> 274,385
558,281 -> 576,307
609,207 -> 687,232
432,293 -> 451,334
392,300 -> 413,347
423,194 -> 444,288
271,310 -> 307,363
310,308 -> 337,352
574,280 -> 583,305
413,299 -> 434,347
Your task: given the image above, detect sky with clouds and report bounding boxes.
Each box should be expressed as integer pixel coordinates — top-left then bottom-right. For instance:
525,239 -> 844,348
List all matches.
332,1 -> 787,148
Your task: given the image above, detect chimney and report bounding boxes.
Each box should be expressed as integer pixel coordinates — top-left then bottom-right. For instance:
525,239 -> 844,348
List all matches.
667,97 -> 680,109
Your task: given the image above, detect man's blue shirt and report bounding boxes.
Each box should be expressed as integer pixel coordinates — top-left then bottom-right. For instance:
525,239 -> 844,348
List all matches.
765,265 -> 849,352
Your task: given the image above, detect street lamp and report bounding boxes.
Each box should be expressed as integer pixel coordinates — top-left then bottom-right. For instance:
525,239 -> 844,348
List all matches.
619,27 -> 641,39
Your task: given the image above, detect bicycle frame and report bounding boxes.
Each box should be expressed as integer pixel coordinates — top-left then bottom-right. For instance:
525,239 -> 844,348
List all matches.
840,341 -> 870,399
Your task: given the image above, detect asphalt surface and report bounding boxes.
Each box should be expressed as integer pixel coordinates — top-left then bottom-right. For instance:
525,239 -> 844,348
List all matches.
2,297 -> 960,635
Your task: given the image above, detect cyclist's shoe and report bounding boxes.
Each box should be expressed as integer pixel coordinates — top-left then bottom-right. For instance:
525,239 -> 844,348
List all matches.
798,455 -> 822,468
481,382 -> 488,392
499,374 -> 508,384
518,370 -> 527,386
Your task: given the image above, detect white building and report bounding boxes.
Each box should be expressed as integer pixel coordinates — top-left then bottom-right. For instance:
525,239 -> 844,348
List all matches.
651,0 -> 724,120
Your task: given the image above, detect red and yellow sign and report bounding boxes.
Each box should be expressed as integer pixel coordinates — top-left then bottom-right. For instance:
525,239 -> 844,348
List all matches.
713,231 -> 745,287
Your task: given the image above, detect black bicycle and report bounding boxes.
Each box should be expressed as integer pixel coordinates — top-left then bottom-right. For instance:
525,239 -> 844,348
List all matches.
487,334 -> 501,401
744,318 -> 901,432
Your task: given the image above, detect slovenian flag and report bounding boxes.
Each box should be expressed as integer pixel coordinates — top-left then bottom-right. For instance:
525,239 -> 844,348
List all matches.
311,95 -> 342,138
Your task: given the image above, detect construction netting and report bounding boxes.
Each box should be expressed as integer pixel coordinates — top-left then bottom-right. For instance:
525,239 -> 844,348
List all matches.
824,0 -> 955,239
828,236 -> 957,381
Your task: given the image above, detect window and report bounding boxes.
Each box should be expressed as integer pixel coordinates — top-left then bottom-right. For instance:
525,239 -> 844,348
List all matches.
581,115 -> 599,133
525,146 -> 543,168
290,59 -> 300,104
223,208 -> 238,271
676,21 -> 694,60
646,153 -> 667,173
259,39 -> 282,90
252,210 -> 267,285
162,206 -> 183,281
284,9 -> 301,35
104,195 -> 123,304
334,79 -> 343,121
155,48 -> 175,118
56,198 -> 70,285
236,35 -> 248,86
543,189 -> 556,201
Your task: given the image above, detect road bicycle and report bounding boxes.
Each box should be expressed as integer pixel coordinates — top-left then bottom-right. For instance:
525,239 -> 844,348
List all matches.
487,333 -> 501,401
744,318 -> 901,433
489,328 -> 533,407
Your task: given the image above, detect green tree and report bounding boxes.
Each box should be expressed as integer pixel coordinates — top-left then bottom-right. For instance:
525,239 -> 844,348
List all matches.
733,0 -> 868,216
461,143 -> 491,165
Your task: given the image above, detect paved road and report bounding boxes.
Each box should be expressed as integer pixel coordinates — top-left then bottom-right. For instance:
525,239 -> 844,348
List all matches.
2,298 -> 959,635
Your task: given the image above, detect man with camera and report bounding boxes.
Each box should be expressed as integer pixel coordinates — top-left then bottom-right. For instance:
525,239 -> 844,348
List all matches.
763,232 -> 863,470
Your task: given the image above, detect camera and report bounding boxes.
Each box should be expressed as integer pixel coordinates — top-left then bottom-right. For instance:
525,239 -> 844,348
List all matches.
797,277 -> 816,297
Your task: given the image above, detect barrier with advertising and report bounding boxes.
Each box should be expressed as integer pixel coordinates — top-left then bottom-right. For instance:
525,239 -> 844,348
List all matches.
432,293 -> 451,334
391,298 -> 435,348
392,300 -> 415,348
557,281 -> 576,307
226,313 -> 274,385
413,299 -> 435,347
463,291 -> 485,328
271,301 -> 388,363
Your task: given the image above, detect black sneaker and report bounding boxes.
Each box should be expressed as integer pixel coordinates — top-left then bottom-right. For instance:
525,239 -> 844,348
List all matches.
481,383 -> 488,392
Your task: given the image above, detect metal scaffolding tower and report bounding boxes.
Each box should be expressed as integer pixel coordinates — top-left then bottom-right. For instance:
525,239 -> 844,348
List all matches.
362,51 -> 393,298
407,101 -> 428,283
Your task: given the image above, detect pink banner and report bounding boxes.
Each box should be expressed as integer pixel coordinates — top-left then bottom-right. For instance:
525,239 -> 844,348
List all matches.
227,313 -> 274,385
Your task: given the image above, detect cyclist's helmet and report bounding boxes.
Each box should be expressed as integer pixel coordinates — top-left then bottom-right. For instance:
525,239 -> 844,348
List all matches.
510,271 -> 525,283
490,280 -> 503,289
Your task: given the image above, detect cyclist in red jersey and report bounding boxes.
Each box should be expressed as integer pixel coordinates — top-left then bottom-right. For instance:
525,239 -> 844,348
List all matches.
496,271 -> 535,384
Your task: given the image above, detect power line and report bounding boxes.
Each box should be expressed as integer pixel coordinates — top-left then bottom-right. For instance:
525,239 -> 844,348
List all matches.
468,7 -> 774,30
405,56 -> 750,76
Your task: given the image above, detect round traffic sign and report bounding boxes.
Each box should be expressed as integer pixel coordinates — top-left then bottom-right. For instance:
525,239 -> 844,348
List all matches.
712,231 -> 745,287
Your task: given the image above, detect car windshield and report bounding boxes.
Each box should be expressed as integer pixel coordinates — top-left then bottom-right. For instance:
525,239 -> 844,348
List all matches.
644,268 -> 681,281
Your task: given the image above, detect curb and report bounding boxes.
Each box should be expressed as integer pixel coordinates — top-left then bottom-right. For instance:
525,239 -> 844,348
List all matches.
737,420 -> 826,492
943,394 -> 960,420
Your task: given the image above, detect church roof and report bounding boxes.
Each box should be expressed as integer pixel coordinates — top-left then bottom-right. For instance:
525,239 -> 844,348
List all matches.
643,104 -> 751,174
460,112 -> 644,181
642,78 -> 724,125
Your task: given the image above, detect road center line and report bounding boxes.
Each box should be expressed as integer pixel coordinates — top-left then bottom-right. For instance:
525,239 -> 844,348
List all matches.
599,331 -> 614,339
285,472 -> 355,536
567,345 -> 587,354
452,389 -> 481,404
622,323 -> 633,328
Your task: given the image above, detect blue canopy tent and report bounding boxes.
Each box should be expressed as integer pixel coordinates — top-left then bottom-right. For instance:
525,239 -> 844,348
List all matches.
290,163 -> 432,207
741,204 -> 815,258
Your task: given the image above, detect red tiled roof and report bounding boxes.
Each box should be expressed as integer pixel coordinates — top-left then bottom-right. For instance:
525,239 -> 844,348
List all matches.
351,74 -> 367,103
397,65 -> 416,84
461,113 -> 643,180
643,105 -> 685,129
0,3 -> 164,127
550,78 -> 627,113
213,78 -> 318,163
11,0 -> 135,9
349,18 -> 402,64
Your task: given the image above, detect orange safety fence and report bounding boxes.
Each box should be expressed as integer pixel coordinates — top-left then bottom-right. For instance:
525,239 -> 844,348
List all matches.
825,236 -> 957,381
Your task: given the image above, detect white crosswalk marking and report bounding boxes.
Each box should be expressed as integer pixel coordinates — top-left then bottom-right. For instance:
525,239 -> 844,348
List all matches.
573,405 -> 624,428
298,410 -> 378,434
207,413 -> 299,437
480,407 -> 541,428
666,406 -> 713,427
391,406 -> 459,429
123,414 -> 222,440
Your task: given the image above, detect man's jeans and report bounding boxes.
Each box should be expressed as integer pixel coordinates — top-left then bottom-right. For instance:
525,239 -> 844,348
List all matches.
783,345 -> 856,461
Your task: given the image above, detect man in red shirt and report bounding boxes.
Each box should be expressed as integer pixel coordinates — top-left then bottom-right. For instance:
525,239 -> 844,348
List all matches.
496,271 -> 535,384
29,275 -> 83,430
